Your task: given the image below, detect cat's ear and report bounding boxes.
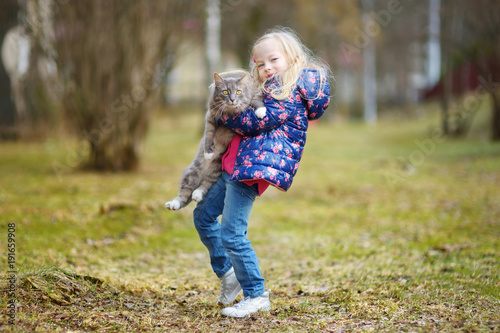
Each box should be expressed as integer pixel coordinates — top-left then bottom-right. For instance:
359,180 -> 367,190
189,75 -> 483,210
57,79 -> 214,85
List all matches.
238,73 -> 250,86
214,73 -> 224,86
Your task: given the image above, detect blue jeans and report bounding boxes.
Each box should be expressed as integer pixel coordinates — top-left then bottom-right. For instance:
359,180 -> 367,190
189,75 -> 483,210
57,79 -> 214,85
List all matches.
193,171 -> 265,298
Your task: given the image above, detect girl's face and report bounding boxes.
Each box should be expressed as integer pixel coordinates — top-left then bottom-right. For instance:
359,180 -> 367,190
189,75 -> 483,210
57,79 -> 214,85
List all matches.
253,38 -> 290,82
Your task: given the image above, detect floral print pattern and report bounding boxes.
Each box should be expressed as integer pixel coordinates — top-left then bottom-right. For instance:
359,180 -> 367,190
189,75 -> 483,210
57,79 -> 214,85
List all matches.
219,68 -> 331,191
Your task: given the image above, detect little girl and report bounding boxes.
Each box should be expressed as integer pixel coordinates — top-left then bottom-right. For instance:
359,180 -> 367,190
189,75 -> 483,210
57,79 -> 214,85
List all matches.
192,27 -> 331,318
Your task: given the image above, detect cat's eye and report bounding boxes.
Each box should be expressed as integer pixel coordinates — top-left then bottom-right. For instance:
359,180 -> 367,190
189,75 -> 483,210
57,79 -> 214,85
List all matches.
222,90 -> 229,95
236,90 -> 242,95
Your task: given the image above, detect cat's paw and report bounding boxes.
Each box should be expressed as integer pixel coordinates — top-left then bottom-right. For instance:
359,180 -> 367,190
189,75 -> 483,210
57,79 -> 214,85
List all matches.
255,107 -> 267,119
204,152 -> 214,160
165,199 -> 181,211
192,189 -> 205,202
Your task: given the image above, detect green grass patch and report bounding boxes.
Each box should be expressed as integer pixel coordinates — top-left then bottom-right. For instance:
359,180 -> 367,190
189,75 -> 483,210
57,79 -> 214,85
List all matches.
0,108 -> 499,332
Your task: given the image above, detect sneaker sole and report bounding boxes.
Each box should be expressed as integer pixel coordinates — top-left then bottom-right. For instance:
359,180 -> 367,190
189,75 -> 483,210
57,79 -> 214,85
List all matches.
221,305 -> 271,318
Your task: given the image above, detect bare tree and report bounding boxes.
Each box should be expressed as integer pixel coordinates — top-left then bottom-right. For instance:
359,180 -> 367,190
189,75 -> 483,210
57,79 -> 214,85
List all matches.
439,0 -> 452,135
361,0 -> 377,124
36,0 -> 197,171
427,0 -> 441,87
440,0 -> 500,139
0,0 -> 18,139
206,0 -> 221,85
468,0 -> 500,140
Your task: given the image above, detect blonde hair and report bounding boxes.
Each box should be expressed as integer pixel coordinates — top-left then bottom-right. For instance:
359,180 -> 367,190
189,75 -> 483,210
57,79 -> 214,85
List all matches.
250,27 -> 331,100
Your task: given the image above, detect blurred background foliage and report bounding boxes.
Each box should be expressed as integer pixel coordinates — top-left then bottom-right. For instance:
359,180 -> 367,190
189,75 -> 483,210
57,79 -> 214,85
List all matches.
0,0 -> 499,171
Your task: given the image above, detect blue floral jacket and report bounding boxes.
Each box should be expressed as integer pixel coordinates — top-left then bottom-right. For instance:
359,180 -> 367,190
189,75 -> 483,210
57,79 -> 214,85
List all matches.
219,68 -> 331,191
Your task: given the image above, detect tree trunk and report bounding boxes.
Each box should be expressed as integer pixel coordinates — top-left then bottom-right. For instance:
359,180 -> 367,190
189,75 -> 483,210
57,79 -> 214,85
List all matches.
491,90 -> 500,141
427,0 -> 441,87
89,138 -> 139,172
206,0 -> 221,85
0,0 -> 19,139
362,0 -> 377,124
439,0 -> 451,135
0,36 -> 16,139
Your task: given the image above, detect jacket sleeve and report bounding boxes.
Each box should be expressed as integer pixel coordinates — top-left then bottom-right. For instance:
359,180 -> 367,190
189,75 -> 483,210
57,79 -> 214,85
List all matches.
296,69 -> 331,120
218,99 -> 289,137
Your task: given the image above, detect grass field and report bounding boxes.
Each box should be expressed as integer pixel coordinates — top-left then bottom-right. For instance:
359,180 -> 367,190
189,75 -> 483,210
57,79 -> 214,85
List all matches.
0,104 -> 499,332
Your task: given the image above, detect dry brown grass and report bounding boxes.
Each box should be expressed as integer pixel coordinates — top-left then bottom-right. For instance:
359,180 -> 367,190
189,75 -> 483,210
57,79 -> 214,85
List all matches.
1,109 -> 499,332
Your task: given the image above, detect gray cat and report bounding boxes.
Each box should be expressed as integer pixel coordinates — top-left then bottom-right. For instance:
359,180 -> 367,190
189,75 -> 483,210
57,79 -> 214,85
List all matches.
165,70 -> 266,210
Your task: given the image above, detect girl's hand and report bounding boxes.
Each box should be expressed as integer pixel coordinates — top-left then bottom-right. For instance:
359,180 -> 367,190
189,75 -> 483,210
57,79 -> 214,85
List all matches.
218,103 -> 288,137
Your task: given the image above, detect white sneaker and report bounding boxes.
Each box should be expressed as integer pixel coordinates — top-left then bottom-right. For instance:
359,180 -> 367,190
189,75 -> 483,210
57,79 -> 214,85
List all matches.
221,290 -> 271,318
218,267 -> 242,305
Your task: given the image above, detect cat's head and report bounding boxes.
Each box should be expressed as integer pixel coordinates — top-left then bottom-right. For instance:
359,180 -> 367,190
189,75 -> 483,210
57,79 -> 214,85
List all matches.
211,71 -> 253,115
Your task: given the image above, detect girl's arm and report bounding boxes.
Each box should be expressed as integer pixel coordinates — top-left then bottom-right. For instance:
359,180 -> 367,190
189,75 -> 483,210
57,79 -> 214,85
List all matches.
218,99 -> 289,137
297,69 -> 331,120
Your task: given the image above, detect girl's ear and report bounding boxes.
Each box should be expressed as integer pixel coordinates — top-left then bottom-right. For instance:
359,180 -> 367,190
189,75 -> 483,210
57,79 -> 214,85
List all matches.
214,73 -> 224,86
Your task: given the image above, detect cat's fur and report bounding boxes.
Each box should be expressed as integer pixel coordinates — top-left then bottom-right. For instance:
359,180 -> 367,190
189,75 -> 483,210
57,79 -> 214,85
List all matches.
165,70 -> 266,210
